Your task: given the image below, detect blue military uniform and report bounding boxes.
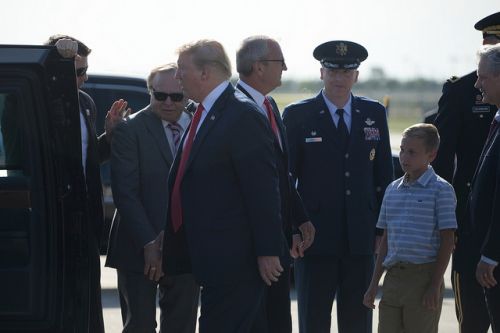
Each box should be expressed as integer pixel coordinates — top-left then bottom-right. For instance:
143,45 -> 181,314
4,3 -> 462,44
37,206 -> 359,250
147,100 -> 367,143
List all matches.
283,40 -> 393,333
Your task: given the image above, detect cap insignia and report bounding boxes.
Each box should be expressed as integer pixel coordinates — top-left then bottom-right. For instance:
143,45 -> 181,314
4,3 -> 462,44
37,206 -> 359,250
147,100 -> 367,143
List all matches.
336,42 -> 348,56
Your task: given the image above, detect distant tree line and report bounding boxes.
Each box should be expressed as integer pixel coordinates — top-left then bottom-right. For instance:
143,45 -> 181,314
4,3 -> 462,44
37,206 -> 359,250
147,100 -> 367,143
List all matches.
274,66 -> 443,94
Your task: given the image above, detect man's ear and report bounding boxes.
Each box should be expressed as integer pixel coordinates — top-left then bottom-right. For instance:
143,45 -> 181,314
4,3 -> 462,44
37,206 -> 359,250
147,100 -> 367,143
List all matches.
200,65 -> 209,81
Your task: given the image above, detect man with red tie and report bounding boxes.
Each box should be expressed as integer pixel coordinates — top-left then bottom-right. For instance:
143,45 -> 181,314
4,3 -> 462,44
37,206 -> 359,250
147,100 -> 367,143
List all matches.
235,35 -> 315,333
469,43 -> 500,331
162,39 -> 283,333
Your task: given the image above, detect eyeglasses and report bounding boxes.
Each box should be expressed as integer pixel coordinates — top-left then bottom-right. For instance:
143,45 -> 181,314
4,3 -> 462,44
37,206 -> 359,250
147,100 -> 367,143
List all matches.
152,91 -> 184,102
260,59 -> 286,67
76,66 -> 88,77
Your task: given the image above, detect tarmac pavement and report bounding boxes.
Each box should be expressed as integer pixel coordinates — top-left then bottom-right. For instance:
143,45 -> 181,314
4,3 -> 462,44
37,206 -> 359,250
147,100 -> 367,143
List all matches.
100,256 -> 492,333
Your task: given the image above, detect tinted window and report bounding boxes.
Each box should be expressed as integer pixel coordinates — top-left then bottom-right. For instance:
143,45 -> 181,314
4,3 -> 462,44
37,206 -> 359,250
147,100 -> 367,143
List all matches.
0,92 -> 26,175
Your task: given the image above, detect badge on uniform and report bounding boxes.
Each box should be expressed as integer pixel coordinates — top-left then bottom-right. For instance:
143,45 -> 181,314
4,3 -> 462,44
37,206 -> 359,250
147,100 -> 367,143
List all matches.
364,127 -> 380,141
305,137 -> 323,143
369,148 -> 376,161
364,118 -> 375,126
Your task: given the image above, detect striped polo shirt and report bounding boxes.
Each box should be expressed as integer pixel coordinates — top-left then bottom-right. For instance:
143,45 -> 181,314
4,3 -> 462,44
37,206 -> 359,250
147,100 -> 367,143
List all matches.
377,165 -> 457,268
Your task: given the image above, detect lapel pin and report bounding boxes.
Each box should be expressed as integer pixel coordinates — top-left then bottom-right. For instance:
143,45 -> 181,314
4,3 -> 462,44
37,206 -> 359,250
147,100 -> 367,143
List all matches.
86,109 -> 90,116
319,110 -> 325,114
355,109 -> 360,113
210,115 -> 216,120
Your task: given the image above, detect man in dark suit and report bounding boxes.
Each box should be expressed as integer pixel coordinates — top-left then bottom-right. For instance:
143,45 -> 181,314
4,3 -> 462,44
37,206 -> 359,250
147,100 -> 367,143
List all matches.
162,40 -> 283,333
283,40 -> 393,333
235,36 -> 315,333
45,35 -> 129,333
107,63 -> 199,333
432,12 -> 500,332
469,43 -> 500,332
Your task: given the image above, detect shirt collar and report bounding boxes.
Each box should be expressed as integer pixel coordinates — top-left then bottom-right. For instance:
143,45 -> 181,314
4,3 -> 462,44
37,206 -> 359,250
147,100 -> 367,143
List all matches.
397,165 -> 435,189
237,80 -> 266,107
202,81 -> 230,113
321,90 -> 352,117
161,111 -> 191,131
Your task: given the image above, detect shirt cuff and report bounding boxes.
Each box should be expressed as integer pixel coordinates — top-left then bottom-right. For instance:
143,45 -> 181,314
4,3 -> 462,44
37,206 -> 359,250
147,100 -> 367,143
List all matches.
481,255 -> 499,266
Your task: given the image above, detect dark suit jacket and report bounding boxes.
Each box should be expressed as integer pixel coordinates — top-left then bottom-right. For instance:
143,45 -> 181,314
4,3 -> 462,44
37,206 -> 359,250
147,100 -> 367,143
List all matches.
235,84 -> 309,261
283,91 -> 393,256
106,106 -> 189,273
469,120 -> 500,263
432,72 -> 496,238
79,90 -> 110,242
163,84 -> 283,287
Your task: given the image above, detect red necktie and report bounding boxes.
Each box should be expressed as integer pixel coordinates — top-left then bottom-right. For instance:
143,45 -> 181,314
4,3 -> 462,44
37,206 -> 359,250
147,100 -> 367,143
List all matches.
263,98 -> 282,149
170,104 -> 204,232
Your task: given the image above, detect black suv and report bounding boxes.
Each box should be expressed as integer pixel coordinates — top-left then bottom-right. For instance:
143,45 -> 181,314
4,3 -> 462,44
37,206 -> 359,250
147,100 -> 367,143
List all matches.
0,45 -> 96,332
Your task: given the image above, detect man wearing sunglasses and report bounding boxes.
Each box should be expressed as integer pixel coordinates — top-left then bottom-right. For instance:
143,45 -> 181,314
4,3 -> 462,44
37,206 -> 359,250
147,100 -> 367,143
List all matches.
431,12 -> 500,333
235,35 -> 315,333
45,34 -> 129,333
107,63 -> 199,333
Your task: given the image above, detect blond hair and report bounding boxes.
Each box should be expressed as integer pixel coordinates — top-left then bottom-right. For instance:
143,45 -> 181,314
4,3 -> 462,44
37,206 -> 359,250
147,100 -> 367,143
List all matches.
402,123 -> 440,152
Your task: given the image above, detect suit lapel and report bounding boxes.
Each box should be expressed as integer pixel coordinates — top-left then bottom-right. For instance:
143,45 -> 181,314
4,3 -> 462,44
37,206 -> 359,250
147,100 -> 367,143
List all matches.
142,109 -> 174,165
314,92 -> 338,151
185,84 -> 233,169
236,83 -> 285,153
348,96 -> 363,152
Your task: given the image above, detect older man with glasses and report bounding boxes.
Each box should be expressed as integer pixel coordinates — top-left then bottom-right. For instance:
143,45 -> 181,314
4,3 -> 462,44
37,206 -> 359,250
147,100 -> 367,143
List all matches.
107,63 -> 199,333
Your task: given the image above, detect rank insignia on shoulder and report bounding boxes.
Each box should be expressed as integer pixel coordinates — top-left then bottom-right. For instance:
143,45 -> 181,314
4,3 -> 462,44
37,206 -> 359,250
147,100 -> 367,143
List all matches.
446,75 -> 460,83
365,118 -> 375,126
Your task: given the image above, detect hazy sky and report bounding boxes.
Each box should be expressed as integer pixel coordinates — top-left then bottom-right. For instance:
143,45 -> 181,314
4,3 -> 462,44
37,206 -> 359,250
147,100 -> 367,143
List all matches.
2,0 -> 499,81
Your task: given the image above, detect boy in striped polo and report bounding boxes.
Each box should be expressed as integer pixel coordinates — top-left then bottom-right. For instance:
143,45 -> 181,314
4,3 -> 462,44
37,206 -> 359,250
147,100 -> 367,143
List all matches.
363,123 -> 457,333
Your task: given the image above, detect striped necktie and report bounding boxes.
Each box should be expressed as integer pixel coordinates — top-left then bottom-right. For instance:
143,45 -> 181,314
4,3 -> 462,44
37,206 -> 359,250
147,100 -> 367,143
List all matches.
167,122 -> 182,154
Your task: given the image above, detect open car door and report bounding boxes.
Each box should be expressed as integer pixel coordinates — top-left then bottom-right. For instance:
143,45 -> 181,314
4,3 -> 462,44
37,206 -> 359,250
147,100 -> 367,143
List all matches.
0,45 -> 90,332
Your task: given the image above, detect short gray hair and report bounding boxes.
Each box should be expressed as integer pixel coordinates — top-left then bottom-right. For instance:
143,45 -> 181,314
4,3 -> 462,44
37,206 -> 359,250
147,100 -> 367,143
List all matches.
477,44 -> 500,76
147,63 -> 177,90
236,36 -> 275,76
177,40 -> 232,80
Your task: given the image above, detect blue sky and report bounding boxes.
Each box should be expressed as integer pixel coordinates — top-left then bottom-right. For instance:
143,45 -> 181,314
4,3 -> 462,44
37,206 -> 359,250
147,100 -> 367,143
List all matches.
2,0 -> 499,80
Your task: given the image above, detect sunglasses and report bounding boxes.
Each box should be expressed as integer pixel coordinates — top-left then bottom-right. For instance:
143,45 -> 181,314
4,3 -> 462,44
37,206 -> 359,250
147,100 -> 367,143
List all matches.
152,91 -> 184,102
76,66 -> 88,77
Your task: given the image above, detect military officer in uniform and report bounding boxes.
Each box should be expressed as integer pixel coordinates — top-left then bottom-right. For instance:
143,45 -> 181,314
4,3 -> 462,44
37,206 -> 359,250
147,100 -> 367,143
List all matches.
432,12 -> 500,333
283,40 -> 393,333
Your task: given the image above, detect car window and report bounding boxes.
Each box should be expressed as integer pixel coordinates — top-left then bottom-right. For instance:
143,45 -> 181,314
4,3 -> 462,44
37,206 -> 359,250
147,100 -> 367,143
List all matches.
0,92 -> 26,176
